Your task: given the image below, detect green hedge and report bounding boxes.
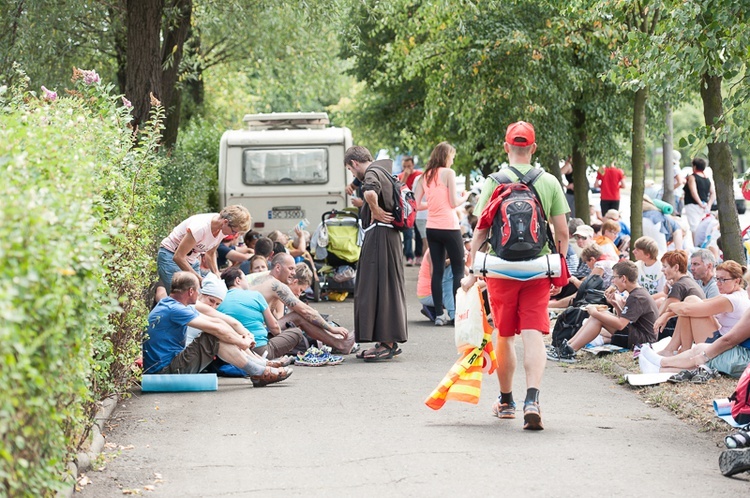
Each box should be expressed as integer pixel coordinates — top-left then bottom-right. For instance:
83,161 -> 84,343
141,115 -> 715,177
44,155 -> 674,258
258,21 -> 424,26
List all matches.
0,68 -> 164,496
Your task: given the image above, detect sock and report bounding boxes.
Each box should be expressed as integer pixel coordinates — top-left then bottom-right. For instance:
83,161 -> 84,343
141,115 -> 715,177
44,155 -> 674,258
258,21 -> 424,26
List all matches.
524,388 -> 539,405
241,359 -> 266,377
588,335 -> 605,348
640,344 -> 663,366
500,391 -> 514,405
638,353 -> 661,374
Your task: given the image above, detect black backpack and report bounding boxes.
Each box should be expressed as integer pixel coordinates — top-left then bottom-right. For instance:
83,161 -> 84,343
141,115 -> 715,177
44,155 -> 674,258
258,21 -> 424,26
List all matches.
487,166 -> 554,261
551,274 -> 608,347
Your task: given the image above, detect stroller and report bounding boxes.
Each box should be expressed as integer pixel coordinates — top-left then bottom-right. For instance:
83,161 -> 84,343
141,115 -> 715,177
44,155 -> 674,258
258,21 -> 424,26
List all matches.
311,209 -> 362,298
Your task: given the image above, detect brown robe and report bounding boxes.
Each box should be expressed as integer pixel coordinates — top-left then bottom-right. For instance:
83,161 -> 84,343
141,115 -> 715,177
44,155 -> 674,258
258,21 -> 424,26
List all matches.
354,159 -> 408,344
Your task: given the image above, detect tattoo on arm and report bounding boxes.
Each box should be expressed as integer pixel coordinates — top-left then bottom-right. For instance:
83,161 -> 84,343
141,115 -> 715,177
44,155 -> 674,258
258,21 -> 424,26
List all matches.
270,281 -> 301,309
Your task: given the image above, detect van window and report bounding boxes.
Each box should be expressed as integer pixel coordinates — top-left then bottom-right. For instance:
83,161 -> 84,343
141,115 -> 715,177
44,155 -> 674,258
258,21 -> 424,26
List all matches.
242,148 -> 328,185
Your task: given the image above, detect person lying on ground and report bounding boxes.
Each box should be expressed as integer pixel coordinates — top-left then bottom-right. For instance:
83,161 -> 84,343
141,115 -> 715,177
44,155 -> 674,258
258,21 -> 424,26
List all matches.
142,271 -> 292,386
547,261 -> 658,363
658,261 -> 749,356
250,253 -> 356,354
219,267 -> 305,360
639,303 -> 750,378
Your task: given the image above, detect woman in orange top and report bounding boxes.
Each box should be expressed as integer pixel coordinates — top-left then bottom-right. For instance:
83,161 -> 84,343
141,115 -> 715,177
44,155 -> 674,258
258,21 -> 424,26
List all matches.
414,142 -> 469,326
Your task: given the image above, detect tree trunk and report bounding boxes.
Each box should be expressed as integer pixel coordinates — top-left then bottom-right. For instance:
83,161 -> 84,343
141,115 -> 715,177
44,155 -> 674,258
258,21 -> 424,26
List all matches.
662,102 -> 675,207
545,153 -> 562,184
572,107 -> 589,224
125,0 -> 165,127
161,0 -> 192,148
700,73 -> 743,263
106,1 -> 128,95
630,87 -> 648,255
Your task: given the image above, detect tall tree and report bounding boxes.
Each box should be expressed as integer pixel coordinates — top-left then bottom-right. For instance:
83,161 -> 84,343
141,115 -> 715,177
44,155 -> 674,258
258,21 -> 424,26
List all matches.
125,0 -> 164,127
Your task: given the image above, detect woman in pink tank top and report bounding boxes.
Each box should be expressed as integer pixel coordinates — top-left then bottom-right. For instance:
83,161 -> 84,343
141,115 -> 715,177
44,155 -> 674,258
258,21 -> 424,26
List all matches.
414,142 -> 469,326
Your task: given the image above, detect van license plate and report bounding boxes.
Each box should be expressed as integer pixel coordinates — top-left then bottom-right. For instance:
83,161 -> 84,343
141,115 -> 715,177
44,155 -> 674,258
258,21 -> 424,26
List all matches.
269,208 -> 304,219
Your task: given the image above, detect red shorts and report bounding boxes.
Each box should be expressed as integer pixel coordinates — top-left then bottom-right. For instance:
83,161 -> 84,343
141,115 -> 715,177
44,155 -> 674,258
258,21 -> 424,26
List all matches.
485,278 -> 551,337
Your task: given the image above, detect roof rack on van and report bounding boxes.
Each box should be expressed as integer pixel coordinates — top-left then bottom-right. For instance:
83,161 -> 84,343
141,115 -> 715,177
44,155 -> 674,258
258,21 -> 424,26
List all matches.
242,112 -> 330,131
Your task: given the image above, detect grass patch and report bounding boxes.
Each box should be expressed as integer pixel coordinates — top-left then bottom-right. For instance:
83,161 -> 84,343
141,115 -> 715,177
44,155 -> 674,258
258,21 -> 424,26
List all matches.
574,350 -> 737,437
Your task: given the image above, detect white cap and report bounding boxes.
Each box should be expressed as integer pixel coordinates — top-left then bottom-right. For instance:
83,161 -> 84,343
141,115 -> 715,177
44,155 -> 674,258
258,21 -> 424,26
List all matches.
201,273 -> 227,301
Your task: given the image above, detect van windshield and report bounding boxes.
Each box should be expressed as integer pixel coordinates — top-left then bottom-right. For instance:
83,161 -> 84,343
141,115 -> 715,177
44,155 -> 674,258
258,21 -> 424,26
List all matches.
242,148 -> 328,185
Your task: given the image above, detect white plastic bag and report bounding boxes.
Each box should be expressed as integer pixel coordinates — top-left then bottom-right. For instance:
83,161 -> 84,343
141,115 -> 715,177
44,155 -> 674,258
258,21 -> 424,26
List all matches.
454,283 -> 485,349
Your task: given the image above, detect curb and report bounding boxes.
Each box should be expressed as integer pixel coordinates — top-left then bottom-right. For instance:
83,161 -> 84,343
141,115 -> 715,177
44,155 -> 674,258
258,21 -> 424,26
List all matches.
57,395 -> 119,498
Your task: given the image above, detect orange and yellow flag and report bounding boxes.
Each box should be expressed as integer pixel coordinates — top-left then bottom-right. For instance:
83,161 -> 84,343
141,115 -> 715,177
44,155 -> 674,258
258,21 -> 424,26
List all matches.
425,294 -> 498,410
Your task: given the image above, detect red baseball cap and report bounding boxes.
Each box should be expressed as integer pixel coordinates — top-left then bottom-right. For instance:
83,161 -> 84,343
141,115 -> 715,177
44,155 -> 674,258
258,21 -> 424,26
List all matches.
505,121 -> 535,147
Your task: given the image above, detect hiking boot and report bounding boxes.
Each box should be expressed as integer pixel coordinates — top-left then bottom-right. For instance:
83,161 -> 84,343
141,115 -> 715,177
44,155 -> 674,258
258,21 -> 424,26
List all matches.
690,365 -> 720,384
492,399 -> 516,419
523,402 -> 544,430
667,368 -> 697,383
435,311 -> 451,326
719,448 -> 750,476
547,340 -> 576,363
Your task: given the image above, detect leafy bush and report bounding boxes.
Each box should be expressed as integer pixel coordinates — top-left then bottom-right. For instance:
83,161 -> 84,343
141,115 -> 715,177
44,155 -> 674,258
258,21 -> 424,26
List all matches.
154,117 -> 221,239
0,68 -> 163,496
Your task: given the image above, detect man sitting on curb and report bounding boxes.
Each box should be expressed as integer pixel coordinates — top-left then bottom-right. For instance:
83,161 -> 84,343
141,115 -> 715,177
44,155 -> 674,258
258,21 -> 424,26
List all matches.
250,253 -> 356,354
547,261 -> 658,363
143,271 -> 292,387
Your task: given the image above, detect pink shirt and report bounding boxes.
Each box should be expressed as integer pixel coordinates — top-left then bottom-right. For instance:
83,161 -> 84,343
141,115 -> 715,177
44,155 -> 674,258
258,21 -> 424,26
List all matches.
424,169 -> 459,230
417,253 -> 433,297
160,213 -> 224,264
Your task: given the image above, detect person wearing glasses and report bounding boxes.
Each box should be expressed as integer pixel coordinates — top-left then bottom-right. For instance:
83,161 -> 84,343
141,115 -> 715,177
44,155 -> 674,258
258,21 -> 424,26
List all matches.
656,260 -> 749,357
158,205 -> 252,293
547,260 -> 658,363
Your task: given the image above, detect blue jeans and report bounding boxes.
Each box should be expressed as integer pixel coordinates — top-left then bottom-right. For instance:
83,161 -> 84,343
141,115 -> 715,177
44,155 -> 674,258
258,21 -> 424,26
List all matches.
157,247 -> 200,293
402,227 -> 415,259
417,266 -> 455,319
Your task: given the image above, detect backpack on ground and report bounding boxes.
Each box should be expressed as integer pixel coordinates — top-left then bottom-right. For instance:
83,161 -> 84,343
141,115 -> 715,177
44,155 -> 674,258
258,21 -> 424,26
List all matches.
371,165 -> 417,230
729,362 -> 750,426
486,166 -> 555,261
551,274 -> 607,347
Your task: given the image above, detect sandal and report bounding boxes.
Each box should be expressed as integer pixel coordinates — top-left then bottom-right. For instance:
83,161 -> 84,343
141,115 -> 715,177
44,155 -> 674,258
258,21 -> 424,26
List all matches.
363,342 -> 402,362
251,366 -> 293,387
726,428 -> 750,449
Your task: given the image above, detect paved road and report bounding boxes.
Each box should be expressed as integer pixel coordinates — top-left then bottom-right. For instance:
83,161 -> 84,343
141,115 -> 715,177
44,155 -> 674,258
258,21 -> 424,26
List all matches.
76,266 -> 749,497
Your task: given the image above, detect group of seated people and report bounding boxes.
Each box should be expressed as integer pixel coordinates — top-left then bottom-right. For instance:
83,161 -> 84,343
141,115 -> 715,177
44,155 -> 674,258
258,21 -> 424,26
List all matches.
145,207 -> 357,387
546,221 -> 750,384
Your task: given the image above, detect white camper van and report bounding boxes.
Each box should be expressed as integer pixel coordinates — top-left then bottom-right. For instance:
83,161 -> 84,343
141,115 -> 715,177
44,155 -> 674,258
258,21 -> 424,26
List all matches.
218,112 -> 353,232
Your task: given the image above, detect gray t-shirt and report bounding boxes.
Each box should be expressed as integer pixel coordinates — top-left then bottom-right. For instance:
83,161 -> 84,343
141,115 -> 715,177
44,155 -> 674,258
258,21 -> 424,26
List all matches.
697,277 -> 719,299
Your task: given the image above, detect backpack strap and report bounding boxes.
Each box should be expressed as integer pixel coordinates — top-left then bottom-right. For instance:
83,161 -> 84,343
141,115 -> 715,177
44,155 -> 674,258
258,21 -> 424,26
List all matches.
490,166 -> 557,254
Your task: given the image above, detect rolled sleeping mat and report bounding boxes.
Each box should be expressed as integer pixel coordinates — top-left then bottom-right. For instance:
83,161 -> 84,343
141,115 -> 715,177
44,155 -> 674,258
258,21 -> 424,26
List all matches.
141,373 -> 218,393
473,252 -> 562,280
651,198 -> 674,215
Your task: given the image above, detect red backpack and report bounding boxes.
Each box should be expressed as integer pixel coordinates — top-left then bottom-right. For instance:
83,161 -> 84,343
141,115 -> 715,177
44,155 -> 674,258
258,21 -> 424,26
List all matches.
730,362 -> 750,425
485,166 -> 554,261
372,166 -> 417,230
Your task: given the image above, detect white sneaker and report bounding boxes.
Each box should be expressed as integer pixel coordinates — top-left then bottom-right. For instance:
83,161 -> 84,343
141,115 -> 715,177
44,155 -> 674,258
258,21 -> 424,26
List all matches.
435,311 -> 451,326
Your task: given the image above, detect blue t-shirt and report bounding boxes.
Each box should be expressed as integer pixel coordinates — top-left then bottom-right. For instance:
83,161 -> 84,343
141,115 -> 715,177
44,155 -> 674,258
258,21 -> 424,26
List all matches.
217,289 -> 271,347
143,297 -> 200,374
